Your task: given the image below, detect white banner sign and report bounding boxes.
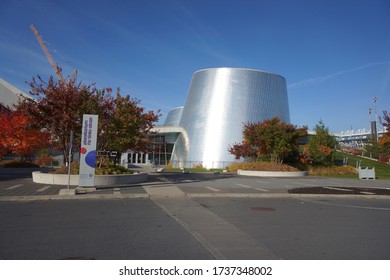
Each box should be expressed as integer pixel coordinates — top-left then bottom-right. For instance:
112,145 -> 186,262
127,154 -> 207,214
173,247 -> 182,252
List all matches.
79,114 -> 98,187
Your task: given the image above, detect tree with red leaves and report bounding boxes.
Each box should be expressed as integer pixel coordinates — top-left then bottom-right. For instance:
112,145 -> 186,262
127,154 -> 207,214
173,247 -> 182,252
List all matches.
0,109 -> 10,159
228,117 -> 307,164
96,89 -> 161,164
380,110 -> 390,136
16,76 -> 104,164
0,105 -> 11,158
16,76 -> 161,165
378,111 -> 390,156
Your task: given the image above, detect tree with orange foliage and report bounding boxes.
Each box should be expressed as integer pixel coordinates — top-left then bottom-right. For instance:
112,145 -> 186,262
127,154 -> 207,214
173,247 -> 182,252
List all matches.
378,135 -> 390,155
0,110 -> 49,160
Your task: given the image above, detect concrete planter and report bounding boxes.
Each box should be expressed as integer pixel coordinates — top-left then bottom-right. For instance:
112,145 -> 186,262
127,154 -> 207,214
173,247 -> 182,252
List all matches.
237,169 -> 307,177
32,171 -> 148,186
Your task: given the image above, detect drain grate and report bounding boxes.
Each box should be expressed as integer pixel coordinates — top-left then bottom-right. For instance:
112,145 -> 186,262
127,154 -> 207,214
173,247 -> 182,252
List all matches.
250,206 -> 275,211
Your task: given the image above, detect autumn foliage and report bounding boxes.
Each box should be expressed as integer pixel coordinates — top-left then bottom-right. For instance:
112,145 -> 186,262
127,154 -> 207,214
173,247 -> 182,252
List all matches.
0,109 -> 49,159
304,120 -> 336,166
228,117 -> 307,164
15,76 -> 161,164
378,110 -> 390,156
380,110 -> 390,137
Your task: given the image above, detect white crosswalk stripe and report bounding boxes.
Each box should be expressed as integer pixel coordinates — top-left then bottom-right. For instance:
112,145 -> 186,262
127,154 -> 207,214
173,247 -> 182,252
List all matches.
6,184 -> 23,190
256,180 -> 270,184
37,186 -> 51,192
114,188 -> 121,194
205,187 -> 220,192
236,183 -> 269,192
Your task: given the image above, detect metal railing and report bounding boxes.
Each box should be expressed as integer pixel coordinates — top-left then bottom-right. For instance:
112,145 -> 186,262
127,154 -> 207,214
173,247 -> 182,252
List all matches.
162,160 -> 238,169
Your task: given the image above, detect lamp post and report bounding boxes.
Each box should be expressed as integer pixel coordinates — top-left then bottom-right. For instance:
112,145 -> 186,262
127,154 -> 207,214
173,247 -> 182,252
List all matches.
373,96 -> 378,141
368,108 -> 372,122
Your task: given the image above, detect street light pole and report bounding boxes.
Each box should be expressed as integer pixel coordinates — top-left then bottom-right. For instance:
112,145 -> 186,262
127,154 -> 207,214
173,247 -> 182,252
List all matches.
373,96 -> 378,141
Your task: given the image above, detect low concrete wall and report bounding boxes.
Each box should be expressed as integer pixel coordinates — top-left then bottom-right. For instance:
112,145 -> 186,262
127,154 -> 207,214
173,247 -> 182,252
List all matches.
94,173 -> 148,186
237,169 -> 308,177
32,171 -> 148,186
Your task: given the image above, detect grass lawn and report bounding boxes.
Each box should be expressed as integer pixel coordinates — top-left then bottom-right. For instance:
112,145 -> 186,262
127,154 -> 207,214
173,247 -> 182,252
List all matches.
335,151 -> 390,180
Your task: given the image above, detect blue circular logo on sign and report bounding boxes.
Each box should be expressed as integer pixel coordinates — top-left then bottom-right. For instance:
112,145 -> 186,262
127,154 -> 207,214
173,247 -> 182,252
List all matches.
85,150 -> 96,168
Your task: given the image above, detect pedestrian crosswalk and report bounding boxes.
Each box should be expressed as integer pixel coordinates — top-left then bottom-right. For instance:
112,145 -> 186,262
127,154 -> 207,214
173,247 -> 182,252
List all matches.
235,183 -> 269,192
37,186 -> 52,192
1,174 -> 390,198
1,182 -> 61,196
6,184 -> 23,190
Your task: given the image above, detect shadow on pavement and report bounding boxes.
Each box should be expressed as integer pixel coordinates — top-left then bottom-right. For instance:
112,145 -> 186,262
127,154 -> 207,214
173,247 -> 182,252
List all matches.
289,186 -> 390,195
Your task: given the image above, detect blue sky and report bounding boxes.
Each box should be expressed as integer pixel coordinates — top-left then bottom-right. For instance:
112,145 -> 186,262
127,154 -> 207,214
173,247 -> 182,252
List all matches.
1,0 -> 389,133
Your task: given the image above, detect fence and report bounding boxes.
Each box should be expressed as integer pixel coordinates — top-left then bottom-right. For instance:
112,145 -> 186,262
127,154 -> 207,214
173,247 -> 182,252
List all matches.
162,160 -> 238,169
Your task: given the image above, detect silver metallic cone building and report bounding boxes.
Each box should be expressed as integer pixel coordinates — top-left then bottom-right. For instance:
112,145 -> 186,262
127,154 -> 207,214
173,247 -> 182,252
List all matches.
168,68 -> 290,168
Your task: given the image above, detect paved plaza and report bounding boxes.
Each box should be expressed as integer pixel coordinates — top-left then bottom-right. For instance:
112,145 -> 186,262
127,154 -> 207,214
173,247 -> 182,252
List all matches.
1,171 -> 390,260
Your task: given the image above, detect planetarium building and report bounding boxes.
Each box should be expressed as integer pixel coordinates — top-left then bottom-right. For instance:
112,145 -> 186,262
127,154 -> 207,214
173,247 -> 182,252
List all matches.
149,68 -> 290,169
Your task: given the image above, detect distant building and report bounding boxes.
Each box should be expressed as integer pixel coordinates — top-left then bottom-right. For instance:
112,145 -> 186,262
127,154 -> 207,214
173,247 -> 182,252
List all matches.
0,78 -> 30,110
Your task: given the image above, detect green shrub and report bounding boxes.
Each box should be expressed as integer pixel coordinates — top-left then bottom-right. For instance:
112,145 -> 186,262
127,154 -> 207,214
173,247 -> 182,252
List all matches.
95,163 -> 132,175
52,161 -> 132,175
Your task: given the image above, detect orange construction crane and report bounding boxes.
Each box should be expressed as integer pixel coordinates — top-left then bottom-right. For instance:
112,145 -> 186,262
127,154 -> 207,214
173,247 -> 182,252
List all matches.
30,24 -> 73,83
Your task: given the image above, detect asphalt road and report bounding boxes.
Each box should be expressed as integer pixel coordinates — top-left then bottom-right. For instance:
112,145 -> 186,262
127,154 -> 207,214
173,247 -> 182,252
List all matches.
0,198 -> 214,260
1,172 -> 390,260
2,171 -> 390,198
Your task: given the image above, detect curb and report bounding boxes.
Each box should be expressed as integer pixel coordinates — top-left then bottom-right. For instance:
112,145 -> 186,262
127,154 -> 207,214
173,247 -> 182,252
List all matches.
1,192 -> 390,202
237,169 -> 308,177
0,193 -> 149,202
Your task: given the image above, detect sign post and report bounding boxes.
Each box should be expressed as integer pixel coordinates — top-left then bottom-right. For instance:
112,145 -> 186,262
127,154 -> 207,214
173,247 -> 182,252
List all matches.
79,114 -> 98,187
67,130 -> 73,190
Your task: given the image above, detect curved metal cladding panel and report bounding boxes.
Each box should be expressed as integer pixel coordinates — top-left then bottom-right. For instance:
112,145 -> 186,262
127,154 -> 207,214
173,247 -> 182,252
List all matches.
173,68 -> 290,168
163,107 -> 184,143
164,106 -> 183,126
